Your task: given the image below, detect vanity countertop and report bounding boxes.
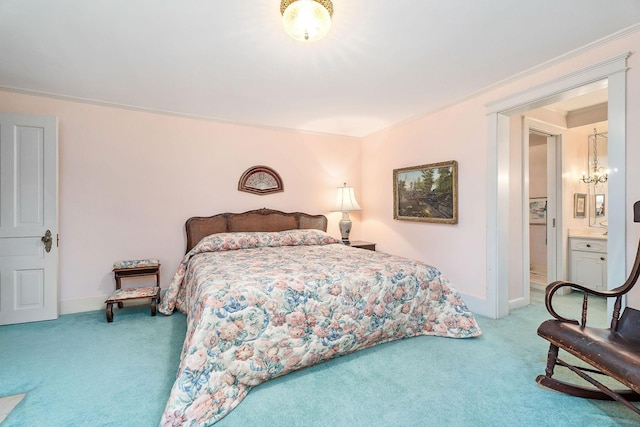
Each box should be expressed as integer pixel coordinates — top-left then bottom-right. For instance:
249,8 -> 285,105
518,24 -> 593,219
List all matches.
568,229 -> 608,240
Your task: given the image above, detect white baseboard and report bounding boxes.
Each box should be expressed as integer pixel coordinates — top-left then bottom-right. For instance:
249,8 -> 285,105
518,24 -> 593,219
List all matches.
62,291 -> 494,319
462,291 -> 539,318
508,296 -> 528,311
58,295 -> 152,315
459,293 -> 494,319
59,296 -> 106,315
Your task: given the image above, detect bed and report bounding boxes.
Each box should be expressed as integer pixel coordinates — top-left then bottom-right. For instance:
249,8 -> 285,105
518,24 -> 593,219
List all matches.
159,208 -> 482,426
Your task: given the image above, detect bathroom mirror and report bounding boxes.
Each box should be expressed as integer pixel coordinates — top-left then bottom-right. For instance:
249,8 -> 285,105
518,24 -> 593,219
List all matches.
594,194 -> 605,217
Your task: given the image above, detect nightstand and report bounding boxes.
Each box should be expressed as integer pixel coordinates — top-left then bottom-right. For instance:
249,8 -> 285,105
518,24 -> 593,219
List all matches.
347,241 -> 376,251
105,259 -> 161,322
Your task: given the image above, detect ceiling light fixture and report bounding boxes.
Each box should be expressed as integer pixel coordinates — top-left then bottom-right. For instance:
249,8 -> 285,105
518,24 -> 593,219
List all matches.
280,0 -> 333,42
581,128 -> 609,185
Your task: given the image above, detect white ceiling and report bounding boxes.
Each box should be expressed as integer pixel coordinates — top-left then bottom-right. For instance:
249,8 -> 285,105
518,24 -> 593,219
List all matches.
1,1 -> 639,138
544,89 -> 609,116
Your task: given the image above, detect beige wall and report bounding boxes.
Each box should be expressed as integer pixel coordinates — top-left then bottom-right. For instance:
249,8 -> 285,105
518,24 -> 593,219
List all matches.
0,90 -> 362,312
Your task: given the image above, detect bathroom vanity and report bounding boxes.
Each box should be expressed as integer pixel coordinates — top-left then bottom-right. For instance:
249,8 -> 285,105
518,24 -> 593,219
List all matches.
568,233 -> 607,291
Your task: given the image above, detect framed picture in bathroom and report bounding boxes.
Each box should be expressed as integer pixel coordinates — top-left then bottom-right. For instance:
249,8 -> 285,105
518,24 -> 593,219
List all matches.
529,198 -> 547,225
574,193 -> 587,218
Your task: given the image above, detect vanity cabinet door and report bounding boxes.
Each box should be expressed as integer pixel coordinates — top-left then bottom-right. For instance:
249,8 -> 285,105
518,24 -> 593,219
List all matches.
570,249 -> 607,291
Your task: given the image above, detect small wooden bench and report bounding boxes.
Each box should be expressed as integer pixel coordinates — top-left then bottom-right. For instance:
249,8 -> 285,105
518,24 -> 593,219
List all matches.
105,259 -> 161,322
536,236 -> 640,415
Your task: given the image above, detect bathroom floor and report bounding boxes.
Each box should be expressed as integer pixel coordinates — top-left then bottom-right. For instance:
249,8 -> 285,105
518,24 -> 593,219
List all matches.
530,270 -> 548,287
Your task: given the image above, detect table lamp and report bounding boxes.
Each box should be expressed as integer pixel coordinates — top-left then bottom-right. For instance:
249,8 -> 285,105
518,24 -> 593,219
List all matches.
332,183 -> 361,244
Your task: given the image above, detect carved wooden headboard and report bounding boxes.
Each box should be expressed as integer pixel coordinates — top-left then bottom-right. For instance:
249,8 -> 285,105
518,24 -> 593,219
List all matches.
184,208 -> 328,252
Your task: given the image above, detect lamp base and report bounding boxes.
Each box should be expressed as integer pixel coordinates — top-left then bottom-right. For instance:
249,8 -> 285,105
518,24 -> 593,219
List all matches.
339,212 -> 352,244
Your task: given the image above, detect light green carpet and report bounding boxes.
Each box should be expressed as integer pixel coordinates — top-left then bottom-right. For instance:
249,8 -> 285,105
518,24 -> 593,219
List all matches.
0,291 -> 637,426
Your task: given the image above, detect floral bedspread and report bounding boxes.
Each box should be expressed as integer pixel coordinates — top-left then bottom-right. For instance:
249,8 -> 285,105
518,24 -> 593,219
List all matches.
159,229 -> 481,426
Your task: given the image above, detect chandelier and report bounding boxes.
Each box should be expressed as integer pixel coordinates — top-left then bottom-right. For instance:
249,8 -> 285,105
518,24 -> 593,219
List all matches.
580,128 -> 608,185
280,0 -> 333,42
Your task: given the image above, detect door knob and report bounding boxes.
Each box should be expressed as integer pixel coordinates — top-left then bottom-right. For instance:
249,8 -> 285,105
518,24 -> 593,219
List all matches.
41,229 -> 52,253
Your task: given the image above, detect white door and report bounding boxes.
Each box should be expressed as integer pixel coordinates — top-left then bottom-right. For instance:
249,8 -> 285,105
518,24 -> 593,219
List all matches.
545,133 -> 560,284
0,113 -> 58,325
523,118 -> 566,306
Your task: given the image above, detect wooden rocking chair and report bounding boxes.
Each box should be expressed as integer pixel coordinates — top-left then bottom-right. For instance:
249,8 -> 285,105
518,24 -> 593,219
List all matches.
536,202 -> 640,415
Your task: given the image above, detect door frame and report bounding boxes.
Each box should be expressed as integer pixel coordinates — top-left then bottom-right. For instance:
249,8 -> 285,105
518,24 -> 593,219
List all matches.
514,120 -> 565,311
485,52 -> 628,318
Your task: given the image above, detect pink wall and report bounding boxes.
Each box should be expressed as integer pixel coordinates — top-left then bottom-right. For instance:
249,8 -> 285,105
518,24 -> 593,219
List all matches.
361,100 -> 488,302
361,30 -> 640,313
2,30 -> 639,317
0,91 -> 361,312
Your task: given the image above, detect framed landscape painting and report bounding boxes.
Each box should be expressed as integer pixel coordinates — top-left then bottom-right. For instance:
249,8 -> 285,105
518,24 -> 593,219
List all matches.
529,197 -> 547,225
393,160 -> 458,224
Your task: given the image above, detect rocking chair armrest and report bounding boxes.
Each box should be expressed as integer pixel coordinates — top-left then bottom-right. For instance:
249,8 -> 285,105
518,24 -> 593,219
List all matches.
544,280 -> 614,324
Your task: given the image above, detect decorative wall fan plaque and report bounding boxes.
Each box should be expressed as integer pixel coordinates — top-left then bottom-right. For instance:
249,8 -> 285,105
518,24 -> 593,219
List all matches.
238,165 -> 284,195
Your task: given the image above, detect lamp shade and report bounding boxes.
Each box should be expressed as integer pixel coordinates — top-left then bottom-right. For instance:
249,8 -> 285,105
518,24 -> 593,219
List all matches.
332,184 -> 361,212
281,0 -> 333,42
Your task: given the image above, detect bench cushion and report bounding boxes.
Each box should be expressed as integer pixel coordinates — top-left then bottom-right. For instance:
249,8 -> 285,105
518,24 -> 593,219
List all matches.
113,258 -> 159,269
105,286 -> 160,303
538,319 -> 640,393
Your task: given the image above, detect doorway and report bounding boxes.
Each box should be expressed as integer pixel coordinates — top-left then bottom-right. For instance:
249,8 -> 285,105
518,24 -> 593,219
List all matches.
524,109 -> 609,308
519,121 -> 564,310
528,131 -> 551,290
486,53 -> 628,319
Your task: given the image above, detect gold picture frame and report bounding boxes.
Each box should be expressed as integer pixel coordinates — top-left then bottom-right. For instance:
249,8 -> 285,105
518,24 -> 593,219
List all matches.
574,193 -> 587,218
393,160 -> 458,224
